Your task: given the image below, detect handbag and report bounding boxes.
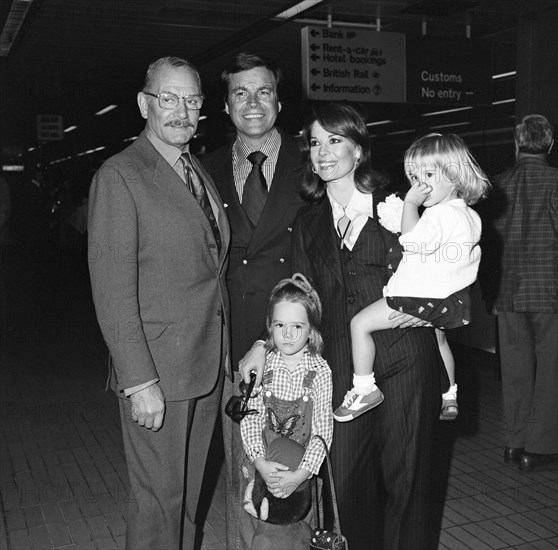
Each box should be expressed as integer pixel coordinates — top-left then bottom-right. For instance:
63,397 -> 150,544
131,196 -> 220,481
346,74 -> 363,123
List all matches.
224,372 -> 258,422
309,435 -> 348,550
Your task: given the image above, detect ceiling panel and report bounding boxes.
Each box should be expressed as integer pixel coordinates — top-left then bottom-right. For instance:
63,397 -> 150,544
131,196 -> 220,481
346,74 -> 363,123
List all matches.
0,0 -> 556,170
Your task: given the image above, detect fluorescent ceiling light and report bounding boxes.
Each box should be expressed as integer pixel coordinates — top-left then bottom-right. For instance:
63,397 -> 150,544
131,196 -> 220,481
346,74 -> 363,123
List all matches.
50,156 -> 72,165
93,146 -> 106,152
429,121 -> 471,129
95,105 -> 118,116
366,120 -> 393,127
275,0 -> 324,20
385,129 -> 416,136
492,98 -> 515,105
199,115 -> 207,121
123,136 -> 138,142
492,71 -> 516,80
422,107 -> 473,117
27,147 -> 35,152
64,125 -> 78,133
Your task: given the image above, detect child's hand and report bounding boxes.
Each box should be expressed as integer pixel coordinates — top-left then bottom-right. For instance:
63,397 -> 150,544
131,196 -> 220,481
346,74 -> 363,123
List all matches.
267,468 -> 310,499
254,458 -> 289,485
405,181 -> 431,207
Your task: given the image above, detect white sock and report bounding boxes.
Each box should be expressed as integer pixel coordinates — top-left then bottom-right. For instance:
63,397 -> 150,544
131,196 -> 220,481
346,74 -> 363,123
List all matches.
442,384 -> 458,401
353,373 -> 378,395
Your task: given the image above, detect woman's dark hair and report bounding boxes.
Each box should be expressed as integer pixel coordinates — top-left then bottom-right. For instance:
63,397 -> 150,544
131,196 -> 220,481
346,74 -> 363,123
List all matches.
299,103 -> 388,202
220,52 -> 282,103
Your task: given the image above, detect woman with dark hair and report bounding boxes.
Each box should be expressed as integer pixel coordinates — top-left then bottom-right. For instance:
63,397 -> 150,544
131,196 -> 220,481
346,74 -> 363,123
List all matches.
241,103 -> 445,549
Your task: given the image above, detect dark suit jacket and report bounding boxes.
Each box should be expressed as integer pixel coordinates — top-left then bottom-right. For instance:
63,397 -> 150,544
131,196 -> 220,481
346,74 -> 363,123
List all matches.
88,131 -> 230,401
202,129 -> 305,367
493,156 -> 558,313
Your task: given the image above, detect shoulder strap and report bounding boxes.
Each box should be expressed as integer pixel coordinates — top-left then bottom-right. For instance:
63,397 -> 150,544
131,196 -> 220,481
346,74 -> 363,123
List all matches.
312,434 -> 344,538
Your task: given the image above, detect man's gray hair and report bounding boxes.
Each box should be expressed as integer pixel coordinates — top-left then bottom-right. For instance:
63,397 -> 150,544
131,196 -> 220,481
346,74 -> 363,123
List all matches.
142,56 -> 202,92
514,114 -> 554,154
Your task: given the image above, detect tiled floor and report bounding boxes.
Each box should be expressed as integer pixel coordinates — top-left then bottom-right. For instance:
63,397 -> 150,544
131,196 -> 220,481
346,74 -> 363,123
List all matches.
1,261 -> 557,550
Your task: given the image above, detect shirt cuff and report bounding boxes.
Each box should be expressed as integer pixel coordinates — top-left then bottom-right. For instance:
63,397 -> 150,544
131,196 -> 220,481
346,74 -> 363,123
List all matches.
124,378 -> 159,397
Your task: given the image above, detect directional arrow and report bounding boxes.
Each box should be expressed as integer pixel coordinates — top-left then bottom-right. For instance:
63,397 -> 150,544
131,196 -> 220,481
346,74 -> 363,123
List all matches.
311,54 -> 321,61
311,68 -> 321,76
311,29 -> 320,37
310,43 -> 320,51
311,83 -> 321,91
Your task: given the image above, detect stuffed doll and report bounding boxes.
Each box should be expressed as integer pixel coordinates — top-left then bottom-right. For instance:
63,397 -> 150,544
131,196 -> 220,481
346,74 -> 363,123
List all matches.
243,436 -> 312,525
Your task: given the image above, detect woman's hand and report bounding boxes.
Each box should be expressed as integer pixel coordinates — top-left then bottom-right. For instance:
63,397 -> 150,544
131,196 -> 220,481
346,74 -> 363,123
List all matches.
388,310 -> 432,329
238,341 -> 266,389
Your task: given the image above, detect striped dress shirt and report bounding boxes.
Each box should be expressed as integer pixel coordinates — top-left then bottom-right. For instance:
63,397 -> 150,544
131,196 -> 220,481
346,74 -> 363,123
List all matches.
232,128 -> 281,202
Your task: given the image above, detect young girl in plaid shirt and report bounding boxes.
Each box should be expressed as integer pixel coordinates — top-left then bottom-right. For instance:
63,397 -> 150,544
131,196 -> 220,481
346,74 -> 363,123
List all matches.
240,273 -> 333,507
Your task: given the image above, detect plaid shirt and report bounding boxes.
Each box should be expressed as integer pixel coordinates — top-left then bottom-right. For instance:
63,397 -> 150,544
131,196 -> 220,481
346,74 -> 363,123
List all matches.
493,156 -> 558,313
240,349 -> 333,475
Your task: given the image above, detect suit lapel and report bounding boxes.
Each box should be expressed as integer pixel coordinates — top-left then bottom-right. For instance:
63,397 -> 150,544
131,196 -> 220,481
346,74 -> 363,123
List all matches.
248,131 -> 304,253
135,134 -> 226,265
191,155 -> 231,264
213,143 -> 255,245
308,198 -> 344,286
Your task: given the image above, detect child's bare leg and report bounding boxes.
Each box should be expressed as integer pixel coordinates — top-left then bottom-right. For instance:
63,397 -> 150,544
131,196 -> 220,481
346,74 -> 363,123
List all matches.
350,298 -> 394,394
437,329 -> 455,386
333,299 -> 393,421
437,329 -> 458,419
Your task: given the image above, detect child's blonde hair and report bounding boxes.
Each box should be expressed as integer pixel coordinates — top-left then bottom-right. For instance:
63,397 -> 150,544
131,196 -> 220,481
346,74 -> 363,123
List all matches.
404,133 -> 490,205
265,273 -> 324,355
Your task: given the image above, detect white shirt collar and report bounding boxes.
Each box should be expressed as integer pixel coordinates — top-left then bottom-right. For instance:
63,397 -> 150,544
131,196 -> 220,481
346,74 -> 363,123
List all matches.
327,187 -> 374,222
327,188 -> 374,250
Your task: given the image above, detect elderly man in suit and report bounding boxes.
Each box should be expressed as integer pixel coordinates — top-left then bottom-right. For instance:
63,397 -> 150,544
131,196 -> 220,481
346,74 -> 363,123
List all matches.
88,56 -> 230,550
202,52 -> 305,549
493,114 -> 558,471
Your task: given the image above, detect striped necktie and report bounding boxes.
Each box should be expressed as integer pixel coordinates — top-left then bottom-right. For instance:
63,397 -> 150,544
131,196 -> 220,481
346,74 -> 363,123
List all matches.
181,154 -> 221,254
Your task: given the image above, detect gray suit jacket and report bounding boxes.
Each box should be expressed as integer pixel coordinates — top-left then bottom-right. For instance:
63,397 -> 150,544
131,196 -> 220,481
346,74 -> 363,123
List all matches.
88,132 -> 230,401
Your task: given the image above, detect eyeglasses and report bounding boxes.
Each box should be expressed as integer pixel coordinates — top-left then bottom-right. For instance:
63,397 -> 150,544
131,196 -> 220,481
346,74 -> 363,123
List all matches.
143,91 -> 204,110
228,87 -> 276,104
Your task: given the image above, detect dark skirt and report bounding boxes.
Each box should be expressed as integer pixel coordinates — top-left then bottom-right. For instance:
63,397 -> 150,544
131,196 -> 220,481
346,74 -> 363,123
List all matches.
386,287 -> 471,330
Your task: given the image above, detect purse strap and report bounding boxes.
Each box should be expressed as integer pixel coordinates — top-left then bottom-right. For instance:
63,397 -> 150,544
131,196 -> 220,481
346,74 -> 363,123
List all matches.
312,434 -> 343,537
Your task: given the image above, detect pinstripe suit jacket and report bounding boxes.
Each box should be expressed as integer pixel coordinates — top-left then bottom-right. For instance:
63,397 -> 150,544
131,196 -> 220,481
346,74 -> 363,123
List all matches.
493,156 -> 558,313
291,186 -> 444,549
291,186 -> 442,407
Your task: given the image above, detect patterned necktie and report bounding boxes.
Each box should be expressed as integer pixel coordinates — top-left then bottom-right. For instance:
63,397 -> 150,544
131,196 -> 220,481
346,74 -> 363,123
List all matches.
242,151 -> 268,227
181,154 -> 222,254
337,213 -> 352,250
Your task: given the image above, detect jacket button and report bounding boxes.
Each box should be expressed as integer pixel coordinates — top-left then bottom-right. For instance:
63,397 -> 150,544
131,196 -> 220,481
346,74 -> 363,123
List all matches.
242,260 -> 248,265
216,309 -> 222,317
279,258 -> 285,263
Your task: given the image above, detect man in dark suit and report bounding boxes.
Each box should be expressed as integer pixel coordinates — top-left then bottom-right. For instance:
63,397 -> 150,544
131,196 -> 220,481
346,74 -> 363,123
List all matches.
493,114 -> 558,471
201,52 -> 305,549
88,56 -> 230,549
